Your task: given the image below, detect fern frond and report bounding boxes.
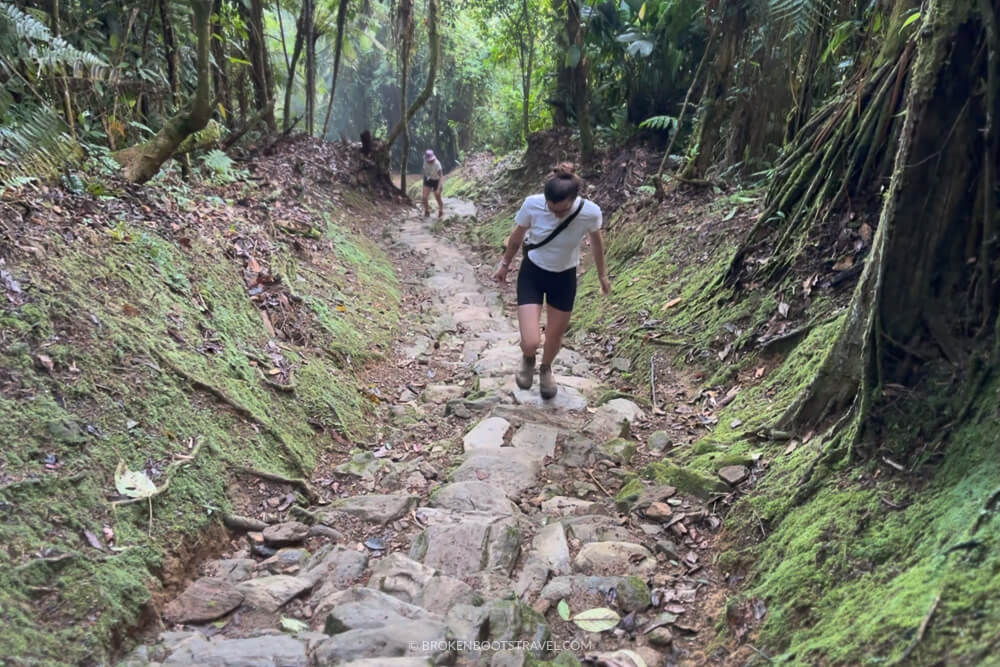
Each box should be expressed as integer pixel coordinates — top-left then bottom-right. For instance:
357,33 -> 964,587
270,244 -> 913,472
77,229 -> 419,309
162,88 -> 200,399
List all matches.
0,90 -> 80,189
0,4 -> 108,78
640,115 -> 678,131
768,0 -> 830,39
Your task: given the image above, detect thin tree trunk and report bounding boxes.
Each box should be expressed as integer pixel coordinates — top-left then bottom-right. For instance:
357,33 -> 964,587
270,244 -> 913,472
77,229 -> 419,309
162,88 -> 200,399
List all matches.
277,1 -> 291,73
114,0 -> 215,183
304,0 -> 316,135
49,0 -> 76,138
244,0 -> 276,130
283,2 -> 306,131
159,0 -> 181,109
211,0 -> 231,127
567,0 -> 593,159
384,0 -> 440,147
321,0 -> 350,138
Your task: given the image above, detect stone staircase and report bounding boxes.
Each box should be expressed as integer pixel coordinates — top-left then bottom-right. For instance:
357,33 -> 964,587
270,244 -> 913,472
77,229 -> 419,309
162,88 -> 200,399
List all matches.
123,199 -> 707,667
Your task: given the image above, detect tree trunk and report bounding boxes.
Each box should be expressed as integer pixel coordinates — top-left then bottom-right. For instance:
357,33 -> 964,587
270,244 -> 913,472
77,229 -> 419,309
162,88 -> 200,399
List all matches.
243,0 -> 276,130
321,0 -> 351,139
520,0 -> 534,141
304,0 -> 316,135
49,0 -> 75,138
113,0 -> 214,183
682,0 -> 745,179
159,0 -> 181,109
772,0 -> 997,498
283,2 -> 306,131
567,0 -> 593,159
382,0 -> 439,175
211,0 -> 231,127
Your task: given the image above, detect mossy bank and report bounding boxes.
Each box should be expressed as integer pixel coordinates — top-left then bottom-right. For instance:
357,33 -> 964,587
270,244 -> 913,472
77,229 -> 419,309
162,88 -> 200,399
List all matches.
0,139 -> 401,664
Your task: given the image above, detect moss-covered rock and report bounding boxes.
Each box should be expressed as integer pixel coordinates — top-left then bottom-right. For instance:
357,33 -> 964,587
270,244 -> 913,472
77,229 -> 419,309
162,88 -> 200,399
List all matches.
644,461 -> 729,499
598,438 -> 637,466
614,477 -> 644,512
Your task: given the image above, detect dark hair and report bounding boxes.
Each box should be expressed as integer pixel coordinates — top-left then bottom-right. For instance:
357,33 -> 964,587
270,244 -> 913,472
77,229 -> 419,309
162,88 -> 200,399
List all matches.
544,162 -> 582,203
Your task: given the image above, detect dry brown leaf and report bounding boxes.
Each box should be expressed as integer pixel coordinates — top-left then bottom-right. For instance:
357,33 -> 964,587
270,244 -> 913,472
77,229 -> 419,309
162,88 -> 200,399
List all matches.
36,354 -> 54,372
832,255 -> 854,271
661,297 -> 682,311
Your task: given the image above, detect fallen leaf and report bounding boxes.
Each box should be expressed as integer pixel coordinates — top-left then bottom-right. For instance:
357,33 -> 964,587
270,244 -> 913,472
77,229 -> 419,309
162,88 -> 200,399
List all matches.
122,303 -> 141,317
832,255 -> 854,271
83,530 -> 105,551
755,366 -> 766,378
783,440 -> 799,455
859,223 -> 873,243
558,599 -> 571,621
661,297 -> 682,311
475,469 -> 489,480
102,524 -> 115,544
572,607 -> 620,633
777,302 -> 790,318
247,256 -> 261,273
37,354 -> 54,372
279,617 -> 308,633
114,462 -> 157,498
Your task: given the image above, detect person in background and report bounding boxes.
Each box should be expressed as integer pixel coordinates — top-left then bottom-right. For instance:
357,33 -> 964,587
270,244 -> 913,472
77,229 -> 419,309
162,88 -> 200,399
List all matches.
422,149 -> 444,218
491,163 -> 611,399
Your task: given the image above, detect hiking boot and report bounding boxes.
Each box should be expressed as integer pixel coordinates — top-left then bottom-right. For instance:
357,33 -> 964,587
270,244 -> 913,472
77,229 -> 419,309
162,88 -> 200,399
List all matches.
539,363 -> 558,400
516,355 -> 536,390
438,208 -> 444,218
424,208 -> 430,218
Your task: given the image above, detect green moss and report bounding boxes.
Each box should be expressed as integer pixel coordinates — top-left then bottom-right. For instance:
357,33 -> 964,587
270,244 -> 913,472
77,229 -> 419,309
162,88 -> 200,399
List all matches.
644,461 -> 729,499
0,177 -> 400,663
616,575 -> 652,612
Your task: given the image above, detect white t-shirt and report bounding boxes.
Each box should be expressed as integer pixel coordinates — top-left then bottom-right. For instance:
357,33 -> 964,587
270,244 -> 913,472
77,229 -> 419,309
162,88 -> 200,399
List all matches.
422,159 -> 443,180
515,194 -> 602,272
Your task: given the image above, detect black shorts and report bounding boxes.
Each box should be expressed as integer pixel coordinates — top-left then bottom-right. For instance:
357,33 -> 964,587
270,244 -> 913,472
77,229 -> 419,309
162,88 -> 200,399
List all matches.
516,256 -> 577,312
423,178 -> 440,189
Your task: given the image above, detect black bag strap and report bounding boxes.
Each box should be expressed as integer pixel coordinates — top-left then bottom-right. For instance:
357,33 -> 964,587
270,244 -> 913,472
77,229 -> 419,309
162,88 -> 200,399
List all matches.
523,200 -> 585,252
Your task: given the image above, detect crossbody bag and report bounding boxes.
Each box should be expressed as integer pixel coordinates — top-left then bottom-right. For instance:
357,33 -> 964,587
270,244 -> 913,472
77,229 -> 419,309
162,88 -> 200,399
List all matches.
522,200 -> 585,258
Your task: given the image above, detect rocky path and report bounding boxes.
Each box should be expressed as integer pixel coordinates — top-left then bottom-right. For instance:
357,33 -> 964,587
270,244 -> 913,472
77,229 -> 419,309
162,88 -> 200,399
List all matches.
125,198 -> 724,667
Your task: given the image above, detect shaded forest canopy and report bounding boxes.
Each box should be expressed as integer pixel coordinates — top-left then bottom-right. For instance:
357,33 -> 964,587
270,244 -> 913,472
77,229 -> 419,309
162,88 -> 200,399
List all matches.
2,0 -> 1000,662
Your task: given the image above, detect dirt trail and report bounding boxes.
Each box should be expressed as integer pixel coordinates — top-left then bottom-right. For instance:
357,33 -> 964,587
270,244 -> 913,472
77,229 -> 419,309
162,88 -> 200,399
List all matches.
125,196 -> 727,667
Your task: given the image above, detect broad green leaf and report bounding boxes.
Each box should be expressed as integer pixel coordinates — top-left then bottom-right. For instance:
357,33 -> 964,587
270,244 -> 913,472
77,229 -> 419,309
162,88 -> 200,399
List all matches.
557,599 -> 570,621
618,650 -> 647,667
572,607 -> 620,633
638,2 -> 646,21
114,461 -> 157,498
280,617 -> 309,633
723,207 -> 737,221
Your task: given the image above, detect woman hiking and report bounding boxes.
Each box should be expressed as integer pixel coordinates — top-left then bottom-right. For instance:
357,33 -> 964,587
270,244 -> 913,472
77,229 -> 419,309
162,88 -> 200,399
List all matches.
492,163 -> 611,399
422,149 -> 444,218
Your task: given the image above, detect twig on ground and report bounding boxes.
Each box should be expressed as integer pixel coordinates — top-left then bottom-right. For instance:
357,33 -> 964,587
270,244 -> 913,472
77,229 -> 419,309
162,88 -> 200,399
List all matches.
233,466 -> 320,504
896,592 -> 941,664
587,469 -> 612,497
222,514 -> 269,532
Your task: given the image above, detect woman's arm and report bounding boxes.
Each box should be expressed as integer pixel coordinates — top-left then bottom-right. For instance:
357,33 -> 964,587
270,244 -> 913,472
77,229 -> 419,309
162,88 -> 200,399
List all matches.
492,225 -> 528,283
589,230 -> 611,294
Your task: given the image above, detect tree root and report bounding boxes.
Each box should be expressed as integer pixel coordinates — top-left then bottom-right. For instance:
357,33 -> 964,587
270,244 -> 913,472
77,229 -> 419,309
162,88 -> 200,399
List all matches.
222,513 -> 269,532
233,465 -> 320,504
151,349 -> 309,478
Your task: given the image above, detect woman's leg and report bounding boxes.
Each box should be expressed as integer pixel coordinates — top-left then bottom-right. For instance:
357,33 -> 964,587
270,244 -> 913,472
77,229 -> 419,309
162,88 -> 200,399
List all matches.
515,304 -> 542,389
421,185 -> 430,216
540,305 -> 572,366
435,185 -> 444,217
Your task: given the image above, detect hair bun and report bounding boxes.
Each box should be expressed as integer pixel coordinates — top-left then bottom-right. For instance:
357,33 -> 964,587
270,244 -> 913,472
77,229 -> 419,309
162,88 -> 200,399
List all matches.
553,162 -> 576,177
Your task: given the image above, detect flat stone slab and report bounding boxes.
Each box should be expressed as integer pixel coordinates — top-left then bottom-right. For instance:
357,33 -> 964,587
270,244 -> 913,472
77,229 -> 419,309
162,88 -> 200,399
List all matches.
338,660 -> 435,667
451,450 -> 541,498
431,481 -> 519,516
583,399 -> 645,441
463,417 -> 511,452
511,424 -> 559,458
562,515 -> 636,544
323,494 -> 418,525
421,385 -> 465,404
163,577 -> 244,624
301,544 -> 369,588
410,508 -> 521,577
202,558 -> 257,584
235,575 -> 313,613
574,542 -> 657,576
162,633 -> 308,666
539,575 -> 651,612
367,553 -> 478,615
314,587 -> 441,635
262,521 -> 309,546
312,619 -> 450,665
512,385 -> 587,412
719,464 -> 750,485
532,522 -> 571,575
540,496 -> 595,516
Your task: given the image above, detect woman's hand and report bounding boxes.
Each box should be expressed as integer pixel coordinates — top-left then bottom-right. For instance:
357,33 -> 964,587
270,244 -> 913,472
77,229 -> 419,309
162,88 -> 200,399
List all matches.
599,274 -> 611,295
492,262 -> 509,284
